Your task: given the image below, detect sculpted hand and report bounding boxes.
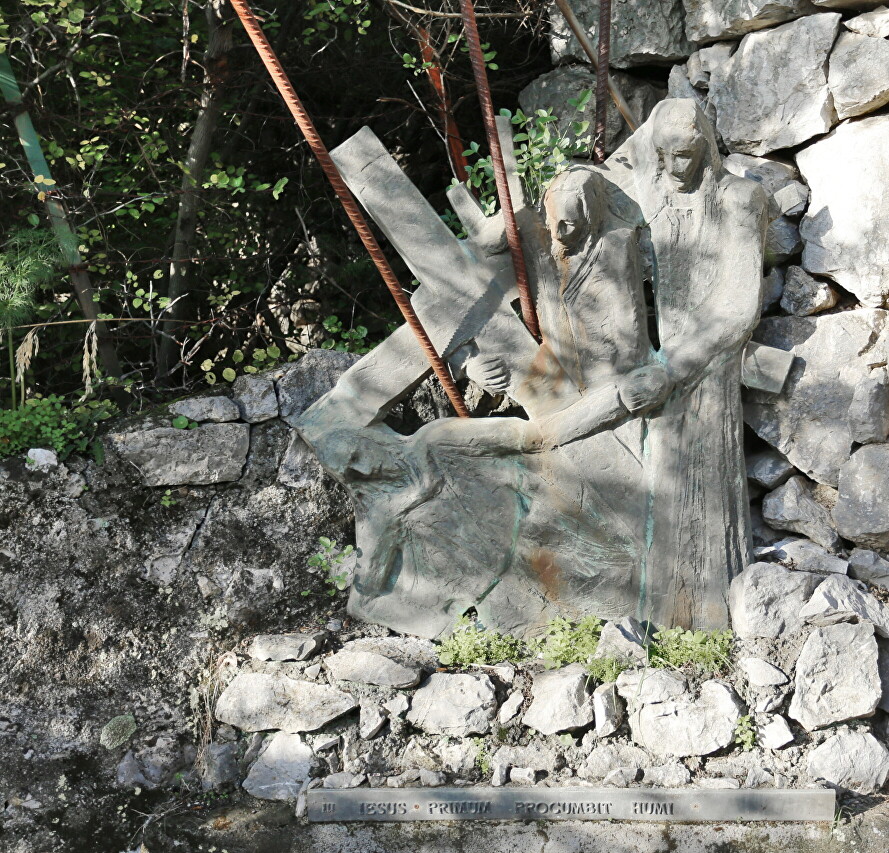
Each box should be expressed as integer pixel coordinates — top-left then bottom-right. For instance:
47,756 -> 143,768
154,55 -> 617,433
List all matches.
475,354 -> 511,395
619,364 -> 672,414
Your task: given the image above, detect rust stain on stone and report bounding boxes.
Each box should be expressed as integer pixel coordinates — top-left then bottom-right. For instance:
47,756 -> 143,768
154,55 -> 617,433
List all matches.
530,548 -> 562,601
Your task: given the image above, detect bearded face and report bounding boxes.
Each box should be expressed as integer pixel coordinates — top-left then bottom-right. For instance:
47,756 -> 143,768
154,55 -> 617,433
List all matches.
654,127 -> 707,194
544,181 -> 604,254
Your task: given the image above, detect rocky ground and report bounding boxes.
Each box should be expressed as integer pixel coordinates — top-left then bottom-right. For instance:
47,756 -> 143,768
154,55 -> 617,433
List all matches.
2,350 -> 889,852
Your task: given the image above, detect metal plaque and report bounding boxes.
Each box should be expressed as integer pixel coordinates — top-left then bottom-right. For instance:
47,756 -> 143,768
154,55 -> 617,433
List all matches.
307,786 -> 835,823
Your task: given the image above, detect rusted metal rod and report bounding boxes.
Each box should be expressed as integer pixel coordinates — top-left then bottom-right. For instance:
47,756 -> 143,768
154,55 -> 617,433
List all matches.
458,0 -> 541,342
593,0 -> 611,163
229,0 -> 469,417
553,0 -> 639,133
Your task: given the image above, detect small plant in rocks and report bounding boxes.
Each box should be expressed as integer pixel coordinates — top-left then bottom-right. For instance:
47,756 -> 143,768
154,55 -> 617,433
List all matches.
533,615 -> 603,669
437,617 -> 526,666
648,627 -> 733,675
733,714 -> 757,751
306,536 -> 354,596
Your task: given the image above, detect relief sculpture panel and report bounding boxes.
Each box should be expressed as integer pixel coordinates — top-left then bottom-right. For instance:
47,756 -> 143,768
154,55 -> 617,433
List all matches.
296,99 -> 768,639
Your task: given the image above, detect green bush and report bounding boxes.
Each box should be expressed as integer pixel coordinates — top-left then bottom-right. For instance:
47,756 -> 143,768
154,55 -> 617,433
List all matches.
0,395 -> 116,460
648,627 -> 733,675
437,617 -> 526,666
533,615 -> 603,669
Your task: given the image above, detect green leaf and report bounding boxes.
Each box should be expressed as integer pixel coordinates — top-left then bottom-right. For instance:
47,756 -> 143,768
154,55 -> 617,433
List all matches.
171,415 -> 189,429
222,367 -> 236,382
266,344 -> 281,359
272,177 -> 289,200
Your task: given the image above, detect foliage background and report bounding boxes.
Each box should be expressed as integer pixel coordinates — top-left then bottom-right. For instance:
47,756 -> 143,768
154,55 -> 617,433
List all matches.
0,0 -> 551,408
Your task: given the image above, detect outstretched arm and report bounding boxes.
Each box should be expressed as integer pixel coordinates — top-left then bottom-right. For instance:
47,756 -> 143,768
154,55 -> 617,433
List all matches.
411,364 -> 671,457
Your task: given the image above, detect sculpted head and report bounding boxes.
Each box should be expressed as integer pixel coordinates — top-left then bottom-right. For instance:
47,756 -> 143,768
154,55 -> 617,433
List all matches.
651,99 -> 712,194
543,168 -> 607,254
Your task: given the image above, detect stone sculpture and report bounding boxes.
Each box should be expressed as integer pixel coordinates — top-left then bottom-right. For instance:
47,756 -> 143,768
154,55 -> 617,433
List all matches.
296,99 -> 768,638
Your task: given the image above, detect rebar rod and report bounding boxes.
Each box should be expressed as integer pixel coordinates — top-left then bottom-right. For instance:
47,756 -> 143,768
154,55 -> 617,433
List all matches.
458,0 -> 541,342
553,0 -> 638,133
229,0 -> 469,417
593,0 -> 612,163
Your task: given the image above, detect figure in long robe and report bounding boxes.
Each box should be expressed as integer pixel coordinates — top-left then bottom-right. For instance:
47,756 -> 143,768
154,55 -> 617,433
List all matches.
605,98 -> 768,629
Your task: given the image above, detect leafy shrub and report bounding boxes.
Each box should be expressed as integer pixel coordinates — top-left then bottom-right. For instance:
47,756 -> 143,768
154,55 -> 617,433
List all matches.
437,617 -> 526,666
449,90 -> 595,233
533,615 -> 603,669
648,627 -> 733,675
0,395 -> 116,459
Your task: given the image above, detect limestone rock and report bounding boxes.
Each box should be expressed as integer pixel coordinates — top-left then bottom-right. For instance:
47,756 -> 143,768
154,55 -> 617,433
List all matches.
581,743 -> 650,780
25,448 -> 59,472
603,767 -> 639,786
709,14 -> 841,156
834,445 -> 889,550
522,665 -> 595,735
549,0 -> 691,68
323,771 -> 365,789
780,267 -> 838,316
740,657 -> 788,686
729,562 -> 823,639
696,777 -> 741,789
232,375 -> 278,423
807,732 -> 889,794
628,680 -> 744,757
762,268 -> 785,312
359,703 -> 386,739
773,181 -> 809,217
682,0 -> 813,43
723,153 -> 800,197
762,476 -> 841,551
616,668 -> 688,707
828,32 -> 889,120
593,682 -> 624,737
100,714 -> 137,750
107,423 -> 250,487
845,6 -> 889,37
215,672 -> 357,733
813,0 -> 886,11
796,117 -> 889,307
772,538 -> 847,574
642,762 -> 691,786
765,217 -> 803,267
799,574 -> 889,636
325,638 -> 429,689
242,732 -> 315,800
384,694 -> 411,718
200,742 -> 239,790
519,66 -> 665,157
407,673 -> 497,736
419,769 -> 446,787
491,742 -> 560,775
169,396 -> 239,423
498,690 -> 524,725
757,715 -> 794,749
746,311 -> 889,485
248,633 -> 326,662
277,350 -> 360,426
848,371 -> 889,445
849,549 -> 889,590
593,616 -> 649,664
746,450 -> 795,490
788,622 -> 881,730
